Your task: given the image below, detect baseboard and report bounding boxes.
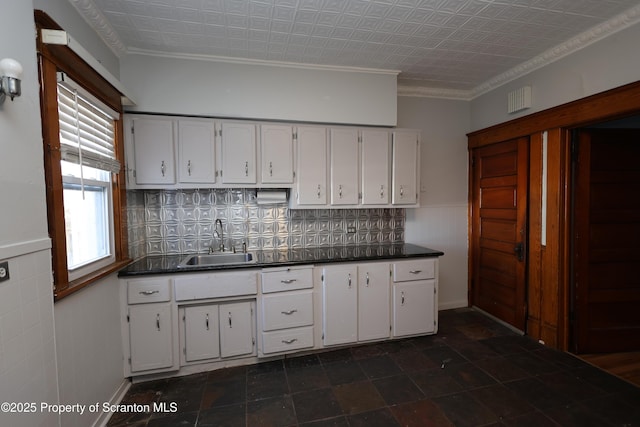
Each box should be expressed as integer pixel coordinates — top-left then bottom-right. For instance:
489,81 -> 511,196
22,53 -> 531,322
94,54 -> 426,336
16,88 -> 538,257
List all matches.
438,300 -> 469,311
93,379 -> 131,427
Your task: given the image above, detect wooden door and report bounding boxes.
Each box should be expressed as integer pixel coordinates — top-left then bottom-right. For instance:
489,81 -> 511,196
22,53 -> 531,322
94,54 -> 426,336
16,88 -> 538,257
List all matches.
471,138 -> 529,331
573,129 -> 640,353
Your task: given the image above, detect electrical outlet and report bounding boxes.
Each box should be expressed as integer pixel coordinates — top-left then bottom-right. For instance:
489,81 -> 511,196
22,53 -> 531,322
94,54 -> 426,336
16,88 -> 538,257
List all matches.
0,261 -> 9,283
347,227 -> 356,234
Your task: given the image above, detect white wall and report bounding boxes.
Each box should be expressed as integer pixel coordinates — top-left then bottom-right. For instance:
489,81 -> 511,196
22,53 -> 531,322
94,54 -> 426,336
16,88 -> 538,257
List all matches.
54,276 -> 125,427
0,1 -> 58,426
397,97 -> 470,310
121,54 -> 397,126
470,21 -> 640,131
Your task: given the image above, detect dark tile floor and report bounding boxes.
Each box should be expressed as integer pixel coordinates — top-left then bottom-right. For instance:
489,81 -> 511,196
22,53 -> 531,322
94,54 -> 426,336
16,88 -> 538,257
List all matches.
107,308 -> 640,427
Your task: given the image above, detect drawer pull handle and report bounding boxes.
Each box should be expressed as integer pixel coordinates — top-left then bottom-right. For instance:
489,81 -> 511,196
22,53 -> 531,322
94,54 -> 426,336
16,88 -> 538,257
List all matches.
282,338 -> 298,345
206,313 -> 209,331
409,270 -> 422,274
281,279 -> 297,284
401,291 -> 405,306
281,309 -> 298,315
366,272 -> 370,287
228,312 -> 232,328
156,314 -> 161,331
139,290 -> 160,296
348,273 -> 352,289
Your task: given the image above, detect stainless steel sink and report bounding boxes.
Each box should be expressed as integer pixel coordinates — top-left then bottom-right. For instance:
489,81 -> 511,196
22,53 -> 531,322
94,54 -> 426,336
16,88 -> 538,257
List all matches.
178,252 -> 255,268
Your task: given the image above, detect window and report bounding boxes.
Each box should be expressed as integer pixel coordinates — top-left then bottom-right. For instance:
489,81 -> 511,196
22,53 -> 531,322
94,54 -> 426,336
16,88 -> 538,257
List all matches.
37,11 -> 129,300
57,77 -> 119,280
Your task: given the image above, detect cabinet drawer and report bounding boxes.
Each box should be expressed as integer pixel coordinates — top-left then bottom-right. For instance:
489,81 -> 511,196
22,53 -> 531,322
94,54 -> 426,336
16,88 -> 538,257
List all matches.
262,290 -> 313,331
128,279 -> 171,304
392,259 -> 435,282
261,326 -> 314,355
174,270 -> 258,301
262,267 -> 313,293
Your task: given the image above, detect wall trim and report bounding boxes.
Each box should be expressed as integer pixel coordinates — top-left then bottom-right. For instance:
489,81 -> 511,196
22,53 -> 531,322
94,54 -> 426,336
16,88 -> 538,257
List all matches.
0,238 -> 51,260
94,379 -> 131,427
438,301 -> 469,311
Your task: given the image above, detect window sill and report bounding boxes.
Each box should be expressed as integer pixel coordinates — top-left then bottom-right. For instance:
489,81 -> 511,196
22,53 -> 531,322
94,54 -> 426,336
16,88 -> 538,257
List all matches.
54,258 -> 131,302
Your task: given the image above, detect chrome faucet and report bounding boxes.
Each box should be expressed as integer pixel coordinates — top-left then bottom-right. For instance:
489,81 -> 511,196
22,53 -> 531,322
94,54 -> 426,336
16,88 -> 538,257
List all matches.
212,219 -> 225,253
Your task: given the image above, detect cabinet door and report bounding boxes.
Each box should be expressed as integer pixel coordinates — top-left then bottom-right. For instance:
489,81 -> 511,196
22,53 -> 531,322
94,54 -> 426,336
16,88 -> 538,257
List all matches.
219,301 -> 255,358
393,280 -> 435,337
330,128 -> 359,205
296,127 -> 327,205
132,117 -> 175,185
358,263 -> 391,342
221,122 -> 257,184
178,120 -> 216,183
261,124 -> 294,184
361,129 -> 390,205
392,130 -> 419,205
129,303 -> 174,372
322,265 -> 358,346
184,305 -> 220,362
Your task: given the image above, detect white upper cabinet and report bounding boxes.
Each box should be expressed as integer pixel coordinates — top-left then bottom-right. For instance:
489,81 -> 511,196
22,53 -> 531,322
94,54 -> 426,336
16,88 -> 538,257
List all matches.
330,128 -> 360,205
131,116 -> 176,185
296,126 -> 327,205
221,122 -> 257,184
261,124 -> 294,184
392,130 -> 420,205
361,129 -> 391,205
178,119 -> 216,184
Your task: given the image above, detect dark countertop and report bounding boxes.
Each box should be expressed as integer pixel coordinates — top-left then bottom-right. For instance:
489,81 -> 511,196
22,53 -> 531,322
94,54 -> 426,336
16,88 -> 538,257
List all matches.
118,243 -> 444,277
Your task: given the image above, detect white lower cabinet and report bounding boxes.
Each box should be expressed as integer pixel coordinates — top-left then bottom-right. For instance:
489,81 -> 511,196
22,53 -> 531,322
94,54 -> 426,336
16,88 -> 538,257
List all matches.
392,258 -> 438,337
321,262 -> 391,346
358,263 -> 392,342
258,266 -> 315,356
322,265 -> 358,346
219,301 -> 255,358
183,305 -> 220,362
122,256 -> 438,378
181,300 -> 256,365
128,303 -> 176,373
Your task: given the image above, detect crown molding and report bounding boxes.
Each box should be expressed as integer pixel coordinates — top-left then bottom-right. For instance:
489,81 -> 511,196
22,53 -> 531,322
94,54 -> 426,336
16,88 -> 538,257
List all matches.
68,0 -> 127,57
470,3 -> 640,98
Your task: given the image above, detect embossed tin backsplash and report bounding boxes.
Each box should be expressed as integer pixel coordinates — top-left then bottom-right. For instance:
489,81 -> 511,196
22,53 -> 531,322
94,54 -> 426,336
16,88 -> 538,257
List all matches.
127,189 -> 404,259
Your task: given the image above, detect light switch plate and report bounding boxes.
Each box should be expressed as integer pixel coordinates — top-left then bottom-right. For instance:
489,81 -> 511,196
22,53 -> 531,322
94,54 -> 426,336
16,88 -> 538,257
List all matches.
0,261 -> 9,283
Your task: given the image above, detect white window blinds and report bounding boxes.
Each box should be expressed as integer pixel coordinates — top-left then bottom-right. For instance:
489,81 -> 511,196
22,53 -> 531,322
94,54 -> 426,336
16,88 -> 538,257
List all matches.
57,73 -> 120,173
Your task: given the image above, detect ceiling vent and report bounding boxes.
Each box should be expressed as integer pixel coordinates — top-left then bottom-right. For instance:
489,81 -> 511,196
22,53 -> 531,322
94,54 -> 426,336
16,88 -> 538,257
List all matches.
507,86 -> 532,114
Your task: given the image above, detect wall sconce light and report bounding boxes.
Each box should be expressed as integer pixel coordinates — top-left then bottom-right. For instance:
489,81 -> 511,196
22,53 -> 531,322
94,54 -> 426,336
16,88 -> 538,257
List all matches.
0,58 -> 23,104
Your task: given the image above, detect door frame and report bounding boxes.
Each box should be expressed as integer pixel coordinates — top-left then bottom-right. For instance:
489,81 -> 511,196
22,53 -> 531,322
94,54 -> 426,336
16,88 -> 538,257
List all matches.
468,79 -> 640,351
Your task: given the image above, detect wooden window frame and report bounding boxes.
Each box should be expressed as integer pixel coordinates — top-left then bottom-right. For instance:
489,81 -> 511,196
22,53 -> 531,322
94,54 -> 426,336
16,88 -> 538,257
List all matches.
35,11 -> 129,301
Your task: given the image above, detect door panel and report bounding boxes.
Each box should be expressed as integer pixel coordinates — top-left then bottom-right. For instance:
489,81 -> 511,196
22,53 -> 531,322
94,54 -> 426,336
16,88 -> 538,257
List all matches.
471,138 -> 528,331
573,129 -> 640,353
